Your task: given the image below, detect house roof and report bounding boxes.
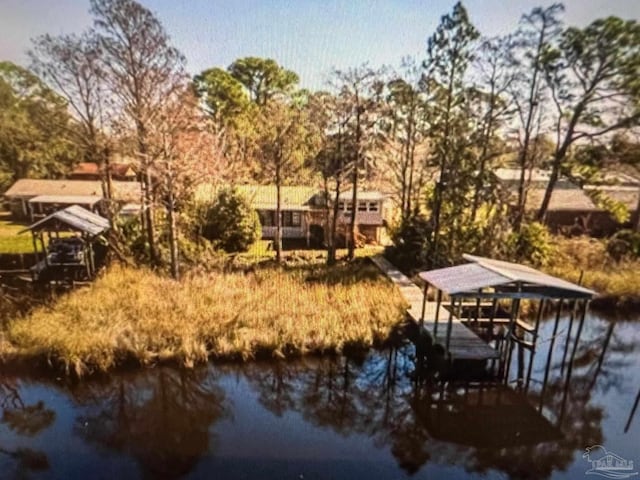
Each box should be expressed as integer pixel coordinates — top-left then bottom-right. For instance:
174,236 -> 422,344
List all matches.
4,179 -> 104,198
338,191 -> 387,201
28,195 -> 103,206
21,205 -> 110,236
195,184 -> 387,210
584,185 -> 639,211
71,162 -> 137,177
418,254 -> 595,299
523,187 -> 597,212
3,179 -> 139,203
495,167 -> 576,188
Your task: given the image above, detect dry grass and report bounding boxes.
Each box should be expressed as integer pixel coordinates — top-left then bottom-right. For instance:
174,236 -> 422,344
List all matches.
546,236 -> 640,298
6,260 -> 407,376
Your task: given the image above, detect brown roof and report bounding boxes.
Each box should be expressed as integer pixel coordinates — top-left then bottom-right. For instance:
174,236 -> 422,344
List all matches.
4,179 -> 104,197
523,188 -> 597,212
584,185 -> 639,211
71,162 -> 136,177
4,179 -> 139,203
71,162 -> 100,175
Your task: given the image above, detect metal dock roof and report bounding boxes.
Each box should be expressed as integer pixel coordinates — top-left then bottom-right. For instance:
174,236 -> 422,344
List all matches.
21,205 -> 110,236
419,254 -> 596,299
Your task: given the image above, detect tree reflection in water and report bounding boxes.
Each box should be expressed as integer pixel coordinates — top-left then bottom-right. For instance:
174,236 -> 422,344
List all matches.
0,376 -> 53,474
71,368 -> 229,479
241,315 -> 635,479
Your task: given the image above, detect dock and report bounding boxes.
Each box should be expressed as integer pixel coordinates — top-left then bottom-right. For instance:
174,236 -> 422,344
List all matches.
371,255 -> 500,361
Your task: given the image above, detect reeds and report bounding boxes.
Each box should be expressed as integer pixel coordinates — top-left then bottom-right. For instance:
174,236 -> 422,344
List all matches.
7,261 -> 407,375
547,236 -> 640,298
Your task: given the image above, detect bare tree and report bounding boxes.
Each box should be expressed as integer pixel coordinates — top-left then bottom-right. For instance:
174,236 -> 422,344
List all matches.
509,4 -> 564,230
331,65 -> 383,260
90,0 -> 186,264
29,32 -> 118,220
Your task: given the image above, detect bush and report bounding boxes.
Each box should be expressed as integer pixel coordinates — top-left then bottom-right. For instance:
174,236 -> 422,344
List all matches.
508,222 -> 554,267
384,214 -> 439,273
606,229 -> 640,262
200,187 -> 261,253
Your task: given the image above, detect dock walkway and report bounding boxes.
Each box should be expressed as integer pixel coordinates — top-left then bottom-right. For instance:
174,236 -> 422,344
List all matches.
371,255 -> 499,361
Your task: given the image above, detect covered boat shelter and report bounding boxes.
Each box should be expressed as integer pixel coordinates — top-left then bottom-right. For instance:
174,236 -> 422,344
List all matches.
20,205 -> 110,283
417,254 -> 596,385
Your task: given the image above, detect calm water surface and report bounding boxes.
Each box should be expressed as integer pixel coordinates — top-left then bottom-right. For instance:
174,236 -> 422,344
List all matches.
1,313 -> 639,479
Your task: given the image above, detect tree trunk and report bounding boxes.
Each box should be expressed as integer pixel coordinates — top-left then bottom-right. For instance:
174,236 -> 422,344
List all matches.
329,176 -> 342,266
536,154 -> 560,222
275,161 -> 282,263
167,188 -> 179,280
143,167 -> 158,264
632,185 -> 640,232
348,107 -> 361,261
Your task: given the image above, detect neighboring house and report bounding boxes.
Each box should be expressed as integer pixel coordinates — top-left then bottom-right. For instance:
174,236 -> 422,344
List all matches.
494,167 -> 640,235
195,184 -> 391,246
69,162 -> 138,181
493,167 -> 577,189
3,179 -> 140,221
584,172 -> 640,234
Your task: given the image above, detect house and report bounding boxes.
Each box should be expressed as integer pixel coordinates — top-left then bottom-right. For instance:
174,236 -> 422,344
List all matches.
493,167 -> 596,232
3,179 -> 140,221
69,162 -> 138,181
584,172 -> 640,234
195,184 -> 391,246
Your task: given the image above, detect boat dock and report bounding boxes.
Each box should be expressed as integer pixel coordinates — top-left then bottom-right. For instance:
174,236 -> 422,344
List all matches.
371,255 -> 500,362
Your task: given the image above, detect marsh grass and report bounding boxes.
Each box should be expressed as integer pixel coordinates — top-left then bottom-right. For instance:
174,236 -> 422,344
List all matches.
6,259 -> 407,376
547,236 -> 640,299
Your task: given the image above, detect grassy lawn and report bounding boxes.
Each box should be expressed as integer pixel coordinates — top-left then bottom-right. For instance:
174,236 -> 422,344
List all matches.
6,259 -> 407,376
0,211 -> 32,254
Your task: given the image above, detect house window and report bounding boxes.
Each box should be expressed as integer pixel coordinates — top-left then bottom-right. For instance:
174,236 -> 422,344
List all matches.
282,211 -> 302,227
344,201 -> 353,212
338,201 -> 345,211
358,201 -> 367,211
368,202 -> 379,212
258,210 -> 274,226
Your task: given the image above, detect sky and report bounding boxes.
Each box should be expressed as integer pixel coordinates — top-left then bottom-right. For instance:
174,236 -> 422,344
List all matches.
1,0 -> 639,90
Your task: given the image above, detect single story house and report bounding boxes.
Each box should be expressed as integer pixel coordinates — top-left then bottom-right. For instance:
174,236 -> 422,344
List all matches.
3,179 -> 140,221
195,184 -> 391,246
495,167 -> 640,235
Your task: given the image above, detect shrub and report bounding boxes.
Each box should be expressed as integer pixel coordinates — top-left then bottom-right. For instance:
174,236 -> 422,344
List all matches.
385,214 -> 439,273
508,222 -> 554,267
200,187 -> 261,253
606,229 -> 640,262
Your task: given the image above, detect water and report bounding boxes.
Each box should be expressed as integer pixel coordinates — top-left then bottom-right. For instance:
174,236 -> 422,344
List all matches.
1,313 -> 639,479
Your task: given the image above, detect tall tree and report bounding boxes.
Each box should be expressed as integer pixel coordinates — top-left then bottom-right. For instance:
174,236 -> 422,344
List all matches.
192,67 -> 249,124
537,16 -> 640,221
0,61 -> 77,191
149,88 -> 223,279
424,2 -> 479,265
468,36 -> 515,222
308,91 -> 354,265
228,57 -> 299,106
509,4 -> 564,229
332,66 -> 383,260
381,58 -> 431,223
29,33 -> 106,166
90,0 -> 186,264
255,100 -> 315,262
